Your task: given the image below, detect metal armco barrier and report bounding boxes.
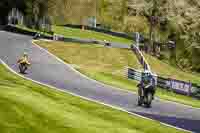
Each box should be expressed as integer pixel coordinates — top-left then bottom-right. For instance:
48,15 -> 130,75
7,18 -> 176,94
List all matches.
128,68 -> 200,97
63,24 -> 146,43
53,34 -> 64,41
64,24 -> 133,40
131,45 -> 151,72
4,25 -> 53,40
128,68 -> 142,81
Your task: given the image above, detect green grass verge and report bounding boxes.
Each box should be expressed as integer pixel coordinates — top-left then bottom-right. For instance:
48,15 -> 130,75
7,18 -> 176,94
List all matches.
37,41 -> 200,108
79,70 -> 200,108
144,54 -> 200,84
0,65 -> 187,133
15,25 -> 51,36
52,26 -> 133,44
16,25 -> 133,44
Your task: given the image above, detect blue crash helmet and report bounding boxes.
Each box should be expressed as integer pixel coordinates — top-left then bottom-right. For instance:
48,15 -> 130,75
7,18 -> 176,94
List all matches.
142,71 -> 150,83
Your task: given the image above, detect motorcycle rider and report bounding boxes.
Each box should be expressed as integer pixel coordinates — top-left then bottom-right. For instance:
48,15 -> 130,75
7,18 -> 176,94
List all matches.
17,52 -> 31,73
138,73 -> 150,97
137,71 -> 156,105
33,32 -> 41,39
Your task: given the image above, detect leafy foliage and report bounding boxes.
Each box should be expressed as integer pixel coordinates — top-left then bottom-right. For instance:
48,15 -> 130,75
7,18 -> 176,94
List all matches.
1,0 -> 200,71
126,0 -> 200,71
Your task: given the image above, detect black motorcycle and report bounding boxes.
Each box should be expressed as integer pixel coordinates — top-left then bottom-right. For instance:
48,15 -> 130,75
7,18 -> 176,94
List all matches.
33,33 -> 41,40
18,63 -> 29,74
137,83 -> 155,108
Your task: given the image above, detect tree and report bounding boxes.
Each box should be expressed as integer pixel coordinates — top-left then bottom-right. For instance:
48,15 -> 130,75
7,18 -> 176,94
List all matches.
23,0 -> 48,28
0,0 -> 26,24
143,0 -> 167,54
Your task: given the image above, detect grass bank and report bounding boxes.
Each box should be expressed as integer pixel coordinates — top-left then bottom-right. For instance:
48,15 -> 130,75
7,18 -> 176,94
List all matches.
37,41 -> 200,108
52,26 -> 133,44
16,25 -> 133,44
0,64 -> 187,133
144,54 -> 200,84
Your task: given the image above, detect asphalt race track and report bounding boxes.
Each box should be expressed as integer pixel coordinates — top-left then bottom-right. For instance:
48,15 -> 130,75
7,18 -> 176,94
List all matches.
0,31 -> 200,133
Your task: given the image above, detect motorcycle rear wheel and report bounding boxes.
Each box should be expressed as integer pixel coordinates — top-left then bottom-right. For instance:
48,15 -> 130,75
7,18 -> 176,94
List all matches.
138,96 -> 144,106
146,93 -> 153,108
19,64 -> 27,74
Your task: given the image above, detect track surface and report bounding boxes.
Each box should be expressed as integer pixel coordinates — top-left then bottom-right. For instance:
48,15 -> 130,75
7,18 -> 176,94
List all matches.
0,31 -> 200,133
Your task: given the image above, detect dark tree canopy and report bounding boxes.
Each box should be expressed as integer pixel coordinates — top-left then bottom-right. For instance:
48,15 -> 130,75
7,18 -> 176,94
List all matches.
0,0 -> 47,25
0,0 -> 26,24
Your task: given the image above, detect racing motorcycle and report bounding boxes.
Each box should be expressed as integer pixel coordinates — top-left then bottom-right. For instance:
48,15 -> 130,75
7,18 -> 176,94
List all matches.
17,53 -> 31,74
18,62 -> 29,74
33,33 -> 41,40
137,81 -> 156,108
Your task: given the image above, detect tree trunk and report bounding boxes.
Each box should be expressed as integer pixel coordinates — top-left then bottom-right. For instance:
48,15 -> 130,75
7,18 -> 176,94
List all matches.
149,21 -> 153,54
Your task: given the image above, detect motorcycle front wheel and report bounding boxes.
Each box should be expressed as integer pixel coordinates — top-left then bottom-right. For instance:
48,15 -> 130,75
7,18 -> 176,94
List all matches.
146,93 -> 153,108
138,95 -> 144,106
19,64 -> 27,74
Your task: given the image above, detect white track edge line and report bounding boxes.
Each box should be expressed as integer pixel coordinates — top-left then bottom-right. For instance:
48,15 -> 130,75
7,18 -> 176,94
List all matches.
0,59 -> 191,133
33,40 -> 200,110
